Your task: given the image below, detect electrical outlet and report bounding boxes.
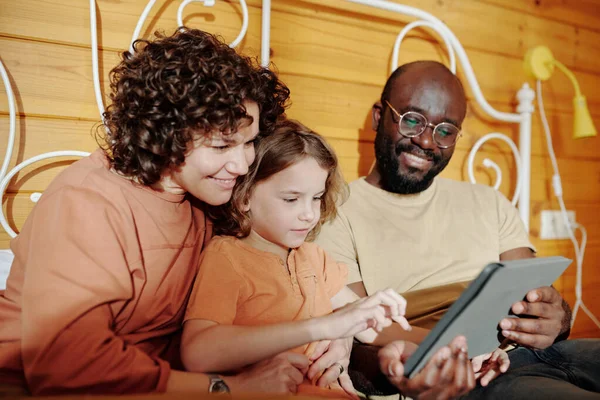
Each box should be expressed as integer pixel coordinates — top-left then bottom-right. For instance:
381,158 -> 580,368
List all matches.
540,210 -> 576,240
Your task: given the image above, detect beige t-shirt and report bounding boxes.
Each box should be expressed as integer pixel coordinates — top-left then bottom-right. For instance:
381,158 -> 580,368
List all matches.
315,177 -> 534,295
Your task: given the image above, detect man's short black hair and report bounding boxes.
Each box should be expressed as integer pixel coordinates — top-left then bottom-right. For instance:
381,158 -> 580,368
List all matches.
380,60 -> 454,104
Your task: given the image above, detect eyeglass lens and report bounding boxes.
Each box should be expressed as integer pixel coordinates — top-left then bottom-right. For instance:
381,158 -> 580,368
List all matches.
399,112 -> 460,147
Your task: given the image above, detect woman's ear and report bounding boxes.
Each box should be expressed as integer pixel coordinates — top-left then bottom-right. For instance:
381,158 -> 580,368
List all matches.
241,199 -> 251,213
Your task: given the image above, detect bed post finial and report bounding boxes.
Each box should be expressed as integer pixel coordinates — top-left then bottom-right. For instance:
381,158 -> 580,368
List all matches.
516,83 -> 535,233
517,83 -> 535,114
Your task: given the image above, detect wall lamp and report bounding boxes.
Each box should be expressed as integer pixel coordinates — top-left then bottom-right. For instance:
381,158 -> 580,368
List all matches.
524,45 -> 597,139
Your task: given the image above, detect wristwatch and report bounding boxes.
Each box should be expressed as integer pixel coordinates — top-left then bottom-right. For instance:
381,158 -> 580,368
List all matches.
208,374 -> 231,394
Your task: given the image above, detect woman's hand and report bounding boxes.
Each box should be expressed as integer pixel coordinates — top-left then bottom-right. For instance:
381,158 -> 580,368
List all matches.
471,348 -> 510,387
378,336 -> 476,400
305,338 -> 359,399
227,352 -> 309,394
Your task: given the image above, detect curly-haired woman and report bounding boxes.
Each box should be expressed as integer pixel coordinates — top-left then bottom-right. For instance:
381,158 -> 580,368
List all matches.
0,28 -> 307,396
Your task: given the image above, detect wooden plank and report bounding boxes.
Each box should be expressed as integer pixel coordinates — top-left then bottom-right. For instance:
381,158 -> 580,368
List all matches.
0,37 -> 120,119
0,0 -> 264,54
1,34 -> 599,122
0,117 -> 97,193
479,0 -> 600,34
1,37 -> 435,118
290,0 -> 600,74
2,0 -> 600,104
3,0 -> 600,76
0,117 -> 98,164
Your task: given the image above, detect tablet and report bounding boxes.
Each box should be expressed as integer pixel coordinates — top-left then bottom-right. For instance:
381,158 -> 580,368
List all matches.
403,256 -> 572,378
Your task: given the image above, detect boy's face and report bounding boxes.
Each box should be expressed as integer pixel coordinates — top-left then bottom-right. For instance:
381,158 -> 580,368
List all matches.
247,156 -> 328,250
157,101 -> 260,205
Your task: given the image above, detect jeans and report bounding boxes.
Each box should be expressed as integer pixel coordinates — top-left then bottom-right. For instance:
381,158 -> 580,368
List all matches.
463,339 -> 600,399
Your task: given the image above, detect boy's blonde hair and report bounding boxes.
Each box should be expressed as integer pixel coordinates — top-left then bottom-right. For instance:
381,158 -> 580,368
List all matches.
211,119 -> 348,241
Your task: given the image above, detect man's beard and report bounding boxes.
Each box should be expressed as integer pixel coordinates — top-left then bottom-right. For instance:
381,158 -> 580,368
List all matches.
374,129 -> 450,194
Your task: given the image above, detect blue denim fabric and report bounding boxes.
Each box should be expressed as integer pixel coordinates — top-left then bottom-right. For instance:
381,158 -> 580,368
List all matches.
463,339 -> 600,399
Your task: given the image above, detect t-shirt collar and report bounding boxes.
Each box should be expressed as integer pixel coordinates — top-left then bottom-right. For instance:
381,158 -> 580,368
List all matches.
359,176 -> 438,205
240,229 -> 291,262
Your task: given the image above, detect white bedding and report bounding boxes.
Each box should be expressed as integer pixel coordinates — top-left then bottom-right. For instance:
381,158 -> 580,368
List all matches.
0,249 -> 14,290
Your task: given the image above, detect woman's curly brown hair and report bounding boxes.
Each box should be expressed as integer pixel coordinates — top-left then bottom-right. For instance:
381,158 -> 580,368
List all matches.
210,119 -> 349,241
98,28 -> 290,185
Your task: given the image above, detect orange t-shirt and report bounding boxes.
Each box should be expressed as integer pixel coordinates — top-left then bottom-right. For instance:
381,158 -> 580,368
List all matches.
185,236 -> 350,398
0,150 -> 212,395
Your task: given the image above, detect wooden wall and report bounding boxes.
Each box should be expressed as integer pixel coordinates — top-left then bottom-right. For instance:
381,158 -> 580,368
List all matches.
1,0 -> 599,338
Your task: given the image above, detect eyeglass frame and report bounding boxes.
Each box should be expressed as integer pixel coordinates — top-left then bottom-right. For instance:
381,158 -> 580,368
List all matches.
383,100 -> 462,149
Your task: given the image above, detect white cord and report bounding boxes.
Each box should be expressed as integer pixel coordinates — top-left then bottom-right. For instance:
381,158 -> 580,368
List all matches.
537,79 -> 600,330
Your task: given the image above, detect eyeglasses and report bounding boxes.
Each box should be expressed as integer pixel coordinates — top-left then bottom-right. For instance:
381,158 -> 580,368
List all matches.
384,100 -> 462,149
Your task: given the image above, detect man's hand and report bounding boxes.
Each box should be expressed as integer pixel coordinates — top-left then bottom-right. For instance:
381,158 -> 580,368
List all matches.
499,286 -> 569,349
378,336 -> 475,400
306,338 -> 359,399
227,352 -> 309,394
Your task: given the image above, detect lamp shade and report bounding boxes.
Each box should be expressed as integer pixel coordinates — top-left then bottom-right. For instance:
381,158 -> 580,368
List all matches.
573,95 -> 597,139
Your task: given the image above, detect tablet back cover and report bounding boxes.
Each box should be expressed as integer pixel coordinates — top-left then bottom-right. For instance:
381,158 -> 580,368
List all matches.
404,256 -> 571,378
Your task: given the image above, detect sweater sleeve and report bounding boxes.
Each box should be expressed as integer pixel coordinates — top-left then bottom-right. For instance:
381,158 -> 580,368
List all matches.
14,186 -> 171,395
184,246 -> 244,325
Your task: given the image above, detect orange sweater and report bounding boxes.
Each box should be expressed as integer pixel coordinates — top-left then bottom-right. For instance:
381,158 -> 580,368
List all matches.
0,150 -> 212,395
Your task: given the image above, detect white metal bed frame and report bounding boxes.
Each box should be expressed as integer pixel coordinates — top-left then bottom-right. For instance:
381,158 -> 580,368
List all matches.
0,0 -> 535,240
